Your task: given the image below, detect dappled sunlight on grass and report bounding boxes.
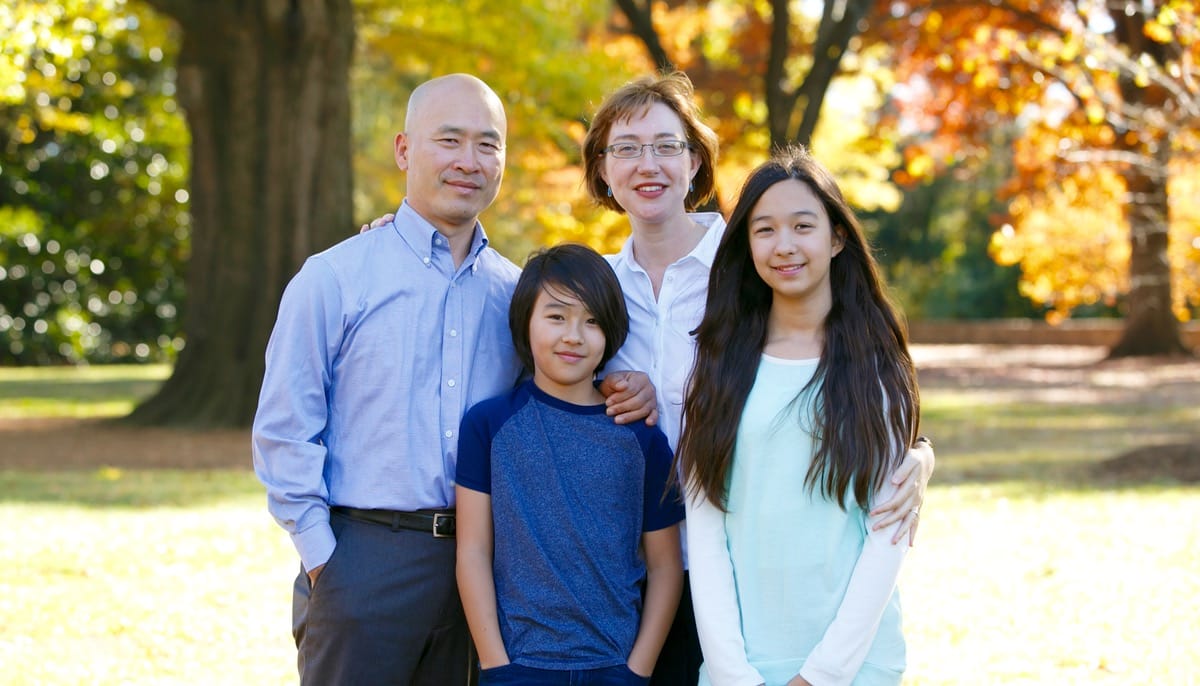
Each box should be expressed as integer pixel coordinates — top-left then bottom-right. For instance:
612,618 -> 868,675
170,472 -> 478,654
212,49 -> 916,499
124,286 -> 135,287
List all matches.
0,469 -> 263,507
1,350 -> 1195,683
903,484 -> 1200,685
0,486 -> 296,685
0,365 -> 169,419
3,477 -> 1196,684
921,391 -> 1199,482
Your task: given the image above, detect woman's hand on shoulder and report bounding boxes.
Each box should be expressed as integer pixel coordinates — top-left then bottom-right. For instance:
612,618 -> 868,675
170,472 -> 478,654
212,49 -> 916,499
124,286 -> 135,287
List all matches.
598,371 -> 659,426
358,212 -> 395,234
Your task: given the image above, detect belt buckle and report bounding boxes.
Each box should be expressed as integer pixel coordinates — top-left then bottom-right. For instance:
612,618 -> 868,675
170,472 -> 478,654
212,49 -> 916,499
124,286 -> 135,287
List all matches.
432,513 -> 455,538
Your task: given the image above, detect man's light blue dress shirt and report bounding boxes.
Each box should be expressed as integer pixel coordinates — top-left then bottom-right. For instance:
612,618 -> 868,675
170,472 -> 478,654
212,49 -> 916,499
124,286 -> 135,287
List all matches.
252,201 -> 522,572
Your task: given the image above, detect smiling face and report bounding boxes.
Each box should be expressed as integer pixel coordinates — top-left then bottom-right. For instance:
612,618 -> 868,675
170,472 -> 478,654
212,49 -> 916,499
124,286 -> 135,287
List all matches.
748,178 -> 844,307
528,286 -> 607,404
394,75 -> 506,239
600,102 -> 700,227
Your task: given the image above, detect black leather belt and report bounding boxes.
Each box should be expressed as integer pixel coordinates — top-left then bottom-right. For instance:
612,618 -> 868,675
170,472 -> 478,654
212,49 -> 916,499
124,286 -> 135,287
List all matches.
331,506 -> 456,538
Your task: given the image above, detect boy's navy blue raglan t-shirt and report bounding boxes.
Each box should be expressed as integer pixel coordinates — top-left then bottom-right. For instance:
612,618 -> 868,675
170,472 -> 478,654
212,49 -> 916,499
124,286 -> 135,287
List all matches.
456,379 -> 684,670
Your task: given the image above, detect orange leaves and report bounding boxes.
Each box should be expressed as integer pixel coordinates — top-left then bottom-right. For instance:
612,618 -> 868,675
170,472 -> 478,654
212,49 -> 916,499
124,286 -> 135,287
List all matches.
872,0 -> 1200,324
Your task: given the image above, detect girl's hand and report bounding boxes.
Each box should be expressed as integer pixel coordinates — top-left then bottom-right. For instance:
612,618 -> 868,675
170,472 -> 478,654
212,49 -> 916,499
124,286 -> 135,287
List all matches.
869,438 -> 935,544
359,212 -> 395,234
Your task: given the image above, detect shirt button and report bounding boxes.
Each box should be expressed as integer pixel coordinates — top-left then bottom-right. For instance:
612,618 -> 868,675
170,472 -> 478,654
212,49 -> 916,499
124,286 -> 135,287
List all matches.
444,429 -> 454,438
423,257 -> 431,267
449,329 -> 458,337
447,379 -> 456,387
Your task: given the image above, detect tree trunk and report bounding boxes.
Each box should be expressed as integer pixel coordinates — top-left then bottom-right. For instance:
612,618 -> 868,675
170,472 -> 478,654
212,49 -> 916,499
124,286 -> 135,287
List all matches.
764,0 -> 870,150
1108,10 -> 1190,358
128,0 -> 355,426
1108,140 -> 1190,357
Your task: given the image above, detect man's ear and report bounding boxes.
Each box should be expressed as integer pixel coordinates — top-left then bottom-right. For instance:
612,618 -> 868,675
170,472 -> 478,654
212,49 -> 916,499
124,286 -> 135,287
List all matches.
394,132 -> 409,171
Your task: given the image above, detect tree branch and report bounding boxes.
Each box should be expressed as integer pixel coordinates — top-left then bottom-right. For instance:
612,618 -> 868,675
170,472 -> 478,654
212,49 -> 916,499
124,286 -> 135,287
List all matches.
613,0 -> 675,72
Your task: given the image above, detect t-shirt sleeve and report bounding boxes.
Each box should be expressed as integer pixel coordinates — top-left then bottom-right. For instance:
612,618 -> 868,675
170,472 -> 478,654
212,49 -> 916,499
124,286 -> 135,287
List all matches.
455,401 -> 495,494
640,425 -> 684,531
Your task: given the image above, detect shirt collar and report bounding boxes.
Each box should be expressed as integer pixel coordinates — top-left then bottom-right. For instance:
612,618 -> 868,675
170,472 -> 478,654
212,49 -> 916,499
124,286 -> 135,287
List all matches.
395,200 -> 491,273
614,211 -> 725,271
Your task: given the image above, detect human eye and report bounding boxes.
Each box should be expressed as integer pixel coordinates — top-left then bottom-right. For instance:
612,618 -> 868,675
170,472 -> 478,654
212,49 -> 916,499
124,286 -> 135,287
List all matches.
610,143 -> 640,158
751,224 -> 773,235
435,136 -> 460,147
479,140 -> 502,154
654,140 -> 686,156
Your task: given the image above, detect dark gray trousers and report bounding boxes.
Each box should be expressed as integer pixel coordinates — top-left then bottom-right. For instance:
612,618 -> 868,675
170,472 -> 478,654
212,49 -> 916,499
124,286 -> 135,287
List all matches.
292,510 -> 473,685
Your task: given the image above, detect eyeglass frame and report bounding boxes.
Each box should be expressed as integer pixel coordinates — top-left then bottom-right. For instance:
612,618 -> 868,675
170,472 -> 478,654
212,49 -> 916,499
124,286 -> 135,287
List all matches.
600,139 -> 692,159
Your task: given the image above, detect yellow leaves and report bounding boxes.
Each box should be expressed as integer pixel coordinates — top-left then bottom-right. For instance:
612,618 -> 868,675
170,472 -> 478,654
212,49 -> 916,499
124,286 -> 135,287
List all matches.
1059,36 -> 1080,63
732,90 -> 766,125
926,11 -> 943,32
1144,19 -> 1175,45
973,25 -> 992,46
1167,158 -> 1200,320
994,167 -> 1130,317
906,150 -> 935,181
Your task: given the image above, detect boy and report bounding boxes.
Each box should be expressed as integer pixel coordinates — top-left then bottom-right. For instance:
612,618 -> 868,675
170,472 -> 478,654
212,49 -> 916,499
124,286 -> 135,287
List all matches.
456,244 -> 684,685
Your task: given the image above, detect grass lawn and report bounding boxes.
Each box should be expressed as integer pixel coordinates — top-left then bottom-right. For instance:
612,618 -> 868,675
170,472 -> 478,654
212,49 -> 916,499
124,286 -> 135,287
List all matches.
1,348 -> 1197,684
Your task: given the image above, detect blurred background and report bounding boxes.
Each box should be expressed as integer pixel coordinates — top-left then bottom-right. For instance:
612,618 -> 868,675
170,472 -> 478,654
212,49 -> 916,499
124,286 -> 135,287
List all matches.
1,3 -> 1198,684
1,0 -> 1196,426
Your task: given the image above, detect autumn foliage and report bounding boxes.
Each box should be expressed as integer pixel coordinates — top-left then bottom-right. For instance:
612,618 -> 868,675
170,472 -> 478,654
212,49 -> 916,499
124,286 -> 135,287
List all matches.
874,2 -> 1200,339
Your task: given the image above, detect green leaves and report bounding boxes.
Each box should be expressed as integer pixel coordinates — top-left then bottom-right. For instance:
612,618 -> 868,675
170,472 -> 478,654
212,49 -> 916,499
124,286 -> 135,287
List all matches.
0,0 -> 188,364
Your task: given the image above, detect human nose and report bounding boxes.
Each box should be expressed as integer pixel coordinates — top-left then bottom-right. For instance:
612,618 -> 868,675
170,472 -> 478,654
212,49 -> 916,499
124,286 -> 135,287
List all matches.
635,148 -> 661,171
453,145 -> 481,172
774,230 -> 798,255
561,319 -> 584,343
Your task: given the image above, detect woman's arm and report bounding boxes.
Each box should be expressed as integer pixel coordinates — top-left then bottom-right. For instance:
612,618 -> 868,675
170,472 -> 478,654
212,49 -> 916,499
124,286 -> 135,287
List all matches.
797,479 -> 909,686
869,437 -> 935,544
455,485 -> 509,668
686,486 -> 768,686
626,525 -> 683,677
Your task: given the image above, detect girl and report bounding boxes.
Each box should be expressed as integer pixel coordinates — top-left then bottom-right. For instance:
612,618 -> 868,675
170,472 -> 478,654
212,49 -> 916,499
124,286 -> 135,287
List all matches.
678,147 -> 920,686
456,244 -> 684,685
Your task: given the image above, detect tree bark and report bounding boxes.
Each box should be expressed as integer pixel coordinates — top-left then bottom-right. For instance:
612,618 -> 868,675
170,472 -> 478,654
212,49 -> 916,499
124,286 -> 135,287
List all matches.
128,0 -> 355,426
613,0 -> 675,72
1107,8 -> 1190,357
764,0 -> 870,150
1108,140 -> 1190,357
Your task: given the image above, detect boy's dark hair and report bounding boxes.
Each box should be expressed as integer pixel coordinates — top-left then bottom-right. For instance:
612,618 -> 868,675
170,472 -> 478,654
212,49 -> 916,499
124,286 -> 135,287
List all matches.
509,243 -> 630,376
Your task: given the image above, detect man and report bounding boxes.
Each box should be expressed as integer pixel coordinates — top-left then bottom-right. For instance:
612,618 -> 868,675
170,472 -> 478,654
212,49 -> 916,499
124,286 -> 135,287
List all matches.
252,74 -> 653,685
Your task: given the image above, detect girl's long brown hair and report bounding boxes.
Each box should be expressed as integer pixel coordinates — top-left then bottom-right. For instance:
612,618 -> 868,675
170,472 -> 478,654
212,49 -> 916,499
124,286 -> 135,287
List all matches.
676,146 -> 920,511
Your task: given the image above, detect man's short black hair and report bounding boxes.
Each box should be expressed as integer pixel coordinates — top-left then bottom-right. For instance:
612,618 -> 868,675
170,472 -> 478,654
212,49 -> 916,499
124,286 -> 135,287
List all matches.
508,243 -> 629,376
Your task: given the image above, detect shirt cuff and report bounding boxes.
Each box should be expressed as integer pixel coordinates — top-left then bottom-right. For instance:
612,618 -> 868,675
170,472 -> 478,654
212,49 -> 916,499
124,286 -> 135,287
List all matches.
293,520 -> 337,573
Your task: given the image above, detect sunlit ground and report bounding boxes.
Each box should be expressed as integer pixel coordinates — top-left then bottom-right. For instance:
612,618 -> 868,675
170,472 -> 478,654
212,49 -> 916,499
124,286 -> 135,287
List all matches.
2,476 -> 1195,685
1,349 -> 1197,684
